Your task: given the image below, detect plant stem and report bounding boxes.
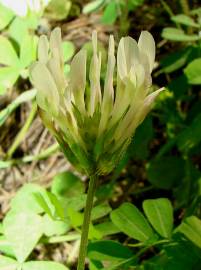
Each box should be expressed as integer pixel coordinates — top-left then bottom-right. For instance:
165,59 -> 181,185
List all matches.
22,143 -> 59,162
1,143 -> 59,169
7,101 -> 37,159
160,0 -> 174,18
47,233 -> 80,243
136,239 -> 170,258
180,0 -> 190,15
179,0 -> 192,34
77,174 -> 98,270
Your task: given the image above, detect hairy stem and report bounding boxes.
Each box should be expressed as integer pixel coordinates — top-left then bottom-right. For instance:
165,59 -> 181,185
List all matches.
77,174 -> 98,270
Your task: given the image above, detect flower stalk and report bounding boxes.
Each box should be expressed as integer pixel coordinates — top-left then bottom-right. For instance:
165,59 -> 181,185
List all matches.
77,174 -> 98,270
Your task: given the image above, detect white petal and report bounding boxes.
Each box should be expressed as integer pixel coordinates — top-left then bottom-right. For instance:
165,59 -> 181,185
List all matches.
137,87 -> 165,125
31,0 -> 41,12
117,36 -> 139,81
114,87 -> 164,149
113,97 -> 143,145
50,27 -> 63,66
128,63 -> 145,90
70,49 -> 87,113
47,56 -> 66,93
128,63 -> 147,99
99,35 -> 115,135
89,31 -> 102,116
103,35 -> 115,100
110,36 -> 139,126
92,30 -> 97,55
138,31 -> 155,72
109,79 -> 131,129
144,87 -> 164,106
38,35 -> 49,63
135,64 -> 145,89
1,0 -> 28,16
30,62 -> 60,115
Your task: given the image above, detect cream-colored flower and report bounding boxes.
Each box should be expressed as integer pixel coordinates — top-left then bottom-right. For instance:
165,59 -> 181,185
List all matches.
30,28 -> 163,175
0,0 -> 50,17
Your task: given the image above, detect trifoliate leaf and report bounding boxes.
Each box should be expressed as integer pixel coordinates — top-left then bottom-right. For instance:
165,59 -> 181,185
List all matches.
3,210 -> 43,263
111,203 -> 155,242
143,198 -> 173,238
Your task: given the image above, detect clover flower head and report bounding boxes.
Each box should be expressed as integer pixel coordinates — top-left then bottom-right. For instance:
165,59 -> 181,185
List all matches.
30,28 -> 163,175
